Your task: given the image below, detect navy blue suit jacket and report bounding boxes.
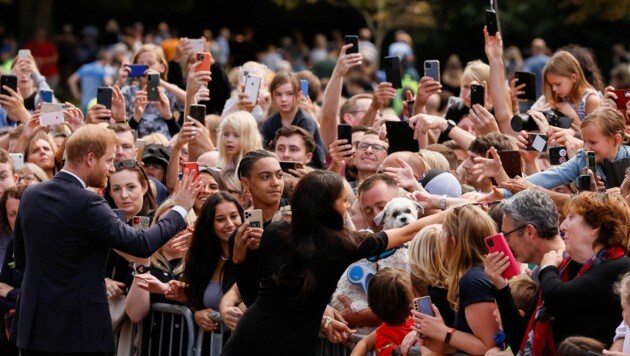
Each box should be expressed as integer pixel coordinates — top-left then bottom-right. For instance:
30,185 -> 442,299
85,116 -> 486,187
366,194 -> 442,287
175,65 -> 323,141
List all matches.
13,171 -> 187,352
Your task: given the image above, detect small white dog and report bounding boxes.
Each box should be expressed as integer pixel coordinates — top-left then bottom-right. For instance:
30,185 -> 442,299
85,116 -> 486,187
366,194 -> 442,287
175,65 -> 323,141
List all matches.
374,197 -> 423,229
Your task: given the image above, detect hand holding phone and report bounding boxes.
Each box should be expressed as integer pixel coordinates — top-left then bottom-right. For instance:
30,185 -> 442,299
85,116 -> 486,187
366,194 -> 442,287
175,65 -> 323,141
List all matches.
189,104 -> 206,125
300,79 -> 309,98
0,75 -> 17,96
412,296 -> 434,317
39,111 -> 65,127
195,52 -> 212,73
423,60 -> 440,82
146,73 -> 160,102
586,150 -> 597,181
244,74 -> 262,104
383,56 -> 402,89
183,162 -> 200,182
244,209 -> 263,228
485,233 -> 521,279
279,161 -> 304,174
97,87 -> 113,110
470,84 -> 485,108
344,35 -> 359,54
612,89 -> 630,110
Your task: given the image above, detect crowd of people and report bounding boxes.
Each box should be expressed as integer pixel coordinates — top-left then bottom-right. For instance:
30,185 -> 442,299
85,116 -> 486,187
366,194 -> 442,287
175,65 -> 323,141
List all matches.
0,16 -> 629,356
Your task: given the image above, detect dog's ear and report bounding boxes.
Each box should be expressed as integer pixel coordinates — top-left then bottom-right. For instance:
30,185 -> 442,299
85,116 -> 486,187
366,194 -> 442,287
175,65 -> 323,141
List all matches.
374,210 -> 386,227
413,201 -> 425,216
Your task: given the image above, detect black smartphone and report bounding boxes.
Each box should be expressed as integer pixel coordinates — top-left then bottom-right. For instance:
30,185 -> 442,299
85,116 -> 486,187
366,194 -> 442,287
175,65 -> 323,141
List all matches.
471,84 -> 485,107
485,10 -> 499,36
337,124 -> 352,147
497,150 -> 522,178
96,87 -> 113,110
526,133 -> 548,152
147,73 -> 160,101
587,151 -> 597,180
515,71 -> 537,101
579,174 -> 591,192
383,56 -> 402,89
385,121 -> 418,154
189,104 -> 206,125
0,75 -> 17,96
549,146 -> 568,165
279,161 -> 304,173
344,35 -> 359,55
406,99 -> 415,117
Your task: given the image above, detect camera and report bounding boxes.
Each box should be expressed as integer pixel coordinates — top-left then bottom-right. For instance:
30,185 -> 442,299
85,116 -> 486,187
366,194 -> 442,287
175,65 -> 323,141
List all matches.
486,238 -> 495,247
510,109 -> 573,132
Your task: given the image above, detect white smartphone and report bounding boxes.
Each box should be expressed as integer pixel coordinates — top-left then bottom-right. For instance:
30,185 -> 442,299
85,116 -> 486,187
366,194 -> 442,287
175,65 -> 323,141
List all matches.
18,49 -> 31,59
188,39 -> 205,54
244,209 -> 263,228
9,153 -> 24,170
39,111 -> 64,127
244,74 -> 262,104
41,102 -> 67,113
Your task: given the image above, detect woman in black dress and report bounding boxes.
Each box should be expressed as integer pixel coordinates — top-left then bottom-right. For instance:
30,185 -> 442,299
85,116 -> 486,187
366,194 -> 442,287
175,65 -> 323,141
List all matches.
222,170 -> 444,355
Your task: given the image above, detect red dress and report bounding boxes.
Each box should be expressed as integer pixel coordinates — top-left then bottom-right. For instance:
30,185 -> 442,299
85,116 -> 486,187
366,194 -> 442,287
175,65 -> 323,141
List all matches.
375,316 -> 414,356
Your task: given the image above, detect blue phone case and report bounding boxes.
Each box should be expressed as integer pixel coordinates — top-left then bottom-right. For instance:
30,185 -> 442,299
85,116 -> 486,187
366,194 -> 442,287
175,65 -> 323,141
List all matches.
128,64 -> 148,78
40,90 -> 53,103
300,80 -> 309,98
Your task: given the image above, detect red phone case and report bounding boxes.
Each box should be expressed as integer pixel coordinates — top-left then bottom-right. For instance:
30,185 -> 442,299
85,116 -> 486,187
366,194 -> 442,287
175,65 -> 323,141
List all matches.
195,52 -> 212,72
183,162 -> 199,181
613,89 -> 630,110
484,233 -> 521,279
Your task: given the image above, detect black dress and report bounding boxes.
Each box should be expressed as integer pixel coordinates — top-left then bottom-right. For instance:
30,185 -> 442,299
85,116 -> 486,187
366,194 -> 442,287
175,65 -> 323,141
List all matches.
221,222 -> 388,355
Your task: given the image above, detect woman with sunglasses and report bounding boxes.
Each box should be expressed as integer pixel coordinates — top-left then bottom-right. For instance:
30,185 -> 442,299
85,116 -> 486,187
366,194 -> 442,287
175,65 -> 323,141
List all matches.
221,170 -> 445,355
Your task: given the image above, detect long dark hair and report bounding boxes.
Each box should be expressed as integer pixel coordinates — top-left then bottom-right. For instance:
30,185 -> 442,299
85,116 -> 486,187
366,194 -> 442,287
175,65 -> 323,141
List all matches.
0,185 -> 26,235
184,191 -> 243,310
273,170 -> 358,300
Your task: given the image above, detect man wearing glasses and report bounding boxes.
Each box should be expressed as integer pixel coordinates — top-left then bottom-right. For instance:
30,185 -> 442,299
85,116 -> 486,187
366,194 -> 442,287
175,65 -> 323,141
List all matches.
353,129 -> 389,188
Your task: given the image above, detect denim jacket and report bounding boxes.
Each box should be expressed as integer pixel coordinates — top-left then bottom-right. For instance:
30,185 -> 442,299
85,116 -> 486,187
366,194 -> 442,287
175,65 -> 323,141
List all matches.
503,145 -> 630,197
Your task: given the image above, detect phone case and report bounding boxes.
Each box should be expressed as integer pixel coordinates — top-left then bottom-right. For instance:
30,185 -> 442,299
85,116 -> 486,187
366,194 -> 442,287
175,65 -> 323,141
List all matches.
471,84 -> 485,107
128,64 -> 148,78
183,162 -> 199,181
9,153 -> 24,170
497,150 -> 522,178
385,121 -> 419,154
484,233 -> 521,279
195,52 -> 212,72
244,209 -> 263,228
279,161 -> 304,174
40,90 -> 53,103
384,56 -> 402,88
412,296 -> 434,316
41,103 -> 67,113
189,104 -> 206,125
526,134 -> 548,152
300,79 -> 309,98
549,146 -> 568,165
131,216 -> 151,230
613,89 -> 630,110
0,75 -> 17,96
485,10 -> 499,36
97,87 -> 113,109
515,71 -> 537,101
18,49 -> 31,59
136,139 -> 146,161
587,151 -> 597,172
344,35 -> 359,54
39,111 -> 64,127
188,39 -> 205,53
147,73 -> 160,101
579,174 -> 591,192
423,60 -> 440,82
244,74 -> 262,104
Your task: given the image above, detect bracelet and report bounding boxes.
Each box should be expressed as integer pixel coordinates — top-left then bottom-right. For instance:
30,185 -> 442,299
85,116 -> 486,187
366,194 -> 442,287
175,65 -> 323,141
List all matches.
321,315 -> 332,330
444,327 -> 456,345
440,195 -> 448,211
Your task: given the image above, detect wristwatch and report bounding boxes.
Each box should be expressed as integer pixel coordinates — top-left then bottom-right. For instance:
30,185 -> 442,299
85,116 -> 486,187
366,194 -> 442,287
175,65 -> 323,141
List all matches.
443,119 -> 457,137
134,264 -> 150,274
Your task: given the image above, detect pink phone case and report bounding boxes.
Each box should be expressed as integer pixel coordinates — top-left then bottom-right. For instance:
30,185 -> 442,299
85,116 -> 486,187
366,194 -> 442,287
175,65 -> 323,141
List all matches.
484,233 -> 521,279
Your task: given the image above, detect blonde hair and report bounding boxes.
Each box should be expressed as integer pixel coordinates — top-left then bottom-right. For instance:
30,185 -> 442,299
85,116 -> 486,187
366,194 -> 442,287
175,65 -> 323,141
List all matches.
580,107 -> 630,145
132,44 -> 169,80
408,224 -> 448,289
543,50 -> 593,107
19,162 -> 49,183
418,150 -> 450,172
443,205 -> 497,309
142,132 -> 170,146
216,111 -> 263,170
508,275 -> 537,311
615,271 -> 630,305
462,60 -> 490,86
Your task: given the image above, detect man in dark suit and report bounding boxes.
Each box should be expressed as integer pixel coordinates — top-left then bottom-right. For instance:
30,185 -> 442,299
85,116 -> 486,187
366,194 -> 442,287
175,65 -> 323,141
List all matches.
12,124 -> 202,355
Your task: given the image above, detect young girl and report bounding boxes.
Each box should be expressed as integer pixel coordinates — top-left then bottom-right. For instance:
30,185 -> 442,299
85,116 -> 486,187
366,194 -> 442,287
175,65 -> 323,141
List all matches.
119,44 -> 184,139
259,71 -> 326,169
609,272 -> 630,353
216,111 -> 263,171
542,50 -> 601,124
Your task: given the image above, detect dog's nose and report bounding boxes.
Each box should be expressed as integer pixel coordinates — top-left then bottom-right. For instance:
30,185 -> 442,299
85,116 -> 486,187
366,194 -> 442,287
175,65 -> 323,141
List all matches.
400,217 -> 407,222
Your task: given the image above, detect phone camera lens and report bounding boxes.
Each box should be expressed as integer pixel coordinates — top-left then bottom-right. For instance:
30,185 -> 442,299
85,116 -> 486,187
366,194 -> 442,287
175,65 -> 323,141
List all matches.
487,239 -> 495,247
426,63 -> 431,68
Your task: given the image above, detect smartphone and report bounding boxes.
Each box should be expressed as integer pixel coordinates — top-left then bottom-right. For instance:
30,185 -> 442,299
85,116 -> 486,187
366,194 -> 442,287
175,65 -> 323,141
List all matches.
40,89 -> 53,103
146,73 -> 160,102
18,49 -> 31,59
97,87 -> 113,110
344,35 -> 359,54
612,89 -> 630,110
244,74 -> 262,104
484,233 -> 521,279
586,150 -> 597,180
0,75 -> 17,96
135,139 -> 146,162
526,133 -> 548,152
41,102 -> 68,113
497,150 -> 522,178
112,209 -> 127,222
515,71 -> 537,101
385,121 -> 419,154
39,111 -> 65,127
189,104 -> 206,125
195,52 -> 212,73
470,84 -> 485,107
423,60 -> 440,82
383,56 -> 402,89
128,64 -> 148,78
412,296 -> 434,317
188,38 -> 205,54
9,153 -> 24,170
183,162 -> 199,182
549,146 -> 568,165
300,79 -> 309,98
485,10 -> 499,36
337,124 -> 353,151
406,99 -> 415,117
279,161 -> 304,174
244,209 -> 263,228
579,174 -> 591,192
131,216 -> 151,230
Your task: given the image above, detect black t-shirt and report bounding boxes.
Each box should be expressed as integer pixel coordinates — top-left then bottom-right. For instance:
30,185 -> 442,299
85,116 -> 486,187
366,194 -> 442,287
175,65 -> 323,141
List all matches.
454,266 -> 496,334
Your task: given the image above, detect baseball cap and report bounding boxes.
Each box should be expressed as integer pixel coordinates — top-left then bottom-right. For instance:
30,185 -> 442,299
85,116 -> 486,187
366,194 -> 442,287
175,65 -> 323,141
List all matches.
419,169 -> 462,197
